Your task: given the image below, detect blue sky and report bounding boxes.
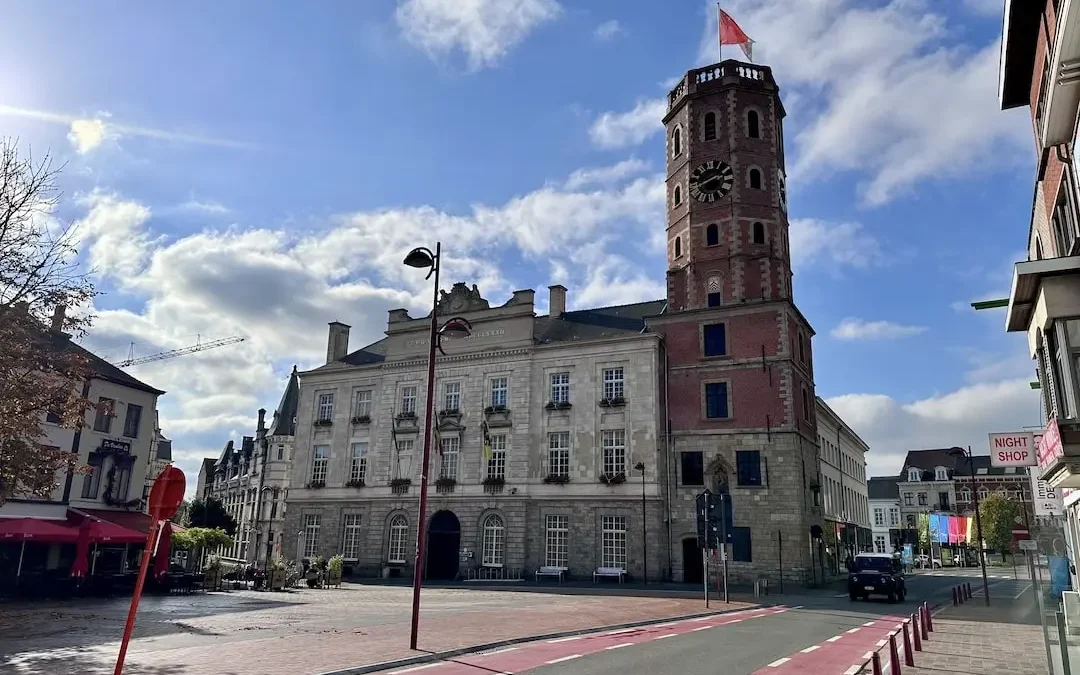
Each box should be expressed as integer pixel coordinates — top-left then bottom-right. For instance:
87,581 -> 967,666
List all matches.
0,0 -> 1041,493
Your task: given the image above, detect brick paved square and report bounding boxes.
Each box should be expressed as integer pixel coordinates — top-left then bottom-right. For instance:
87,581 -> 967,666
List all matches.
0,585 -> 753,675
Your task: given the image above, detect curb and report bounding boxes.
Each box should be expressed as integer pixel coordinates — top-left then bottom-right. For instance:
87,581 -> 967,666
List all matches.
317,603 -> 766,675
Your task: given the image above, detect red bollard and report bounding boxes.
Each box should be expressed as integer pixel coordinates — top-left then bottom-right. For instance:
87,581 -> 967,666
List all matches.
902,621 -> 915,666
924,602 -> 934,632
889,633 -> 902,675
872,651 -> 883,675
911,613 -> 922,651
952,587 -> 958,605
920,607 -> 929,641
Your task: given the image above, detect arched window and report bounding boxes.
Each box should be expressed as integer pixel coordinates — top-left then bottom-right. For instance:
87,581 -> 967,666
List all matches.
673,185 -> 682,206
707,275 -> 722,307
482,514 -> 505,566
747,110 -> 760,138
387,515 -> 409,564
908,468 -> 920,482
960,489 -> 972,502
703,112 -> 716,141
674,236 -> 682,257
672,127 -> 682,157
1036,237 -> 1044,260
748,168 -> 762,190
706,223 -> 719,246
752,222 -> 765,244
935,466 -> 948,481
977,487 -> 989,500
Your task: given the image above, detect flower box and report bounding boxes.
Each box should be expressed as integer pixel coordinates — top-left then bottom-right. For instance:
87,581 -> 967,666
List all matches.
545,401 -> 572,410
598,397 -> 626,408
351,415 -> 371,425
313,418 -> 333,427
307,480 -> 326,489
543,474 -> 570,484
345,479 -> 366,488
599,472 -> 626,485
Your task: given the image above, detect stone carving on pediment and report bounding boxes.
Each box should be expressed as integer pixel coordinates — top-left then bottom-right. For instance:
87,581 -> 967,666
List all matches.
435,282 -> 490,315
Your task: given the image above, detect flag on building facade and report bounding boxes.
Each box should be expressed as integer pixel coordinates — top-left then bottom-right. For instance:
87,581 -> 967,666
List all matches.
481,420 -> 492,460
718,6 -> 754,62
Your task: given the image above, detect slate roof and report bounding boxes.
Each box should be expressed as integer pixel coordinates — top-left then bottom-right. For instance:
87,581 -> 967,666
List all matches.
268,366 -> 300,436
867,477 -> 899,500
323,299 -> 667,370
46,331 -> 166,395
898,448 -> 1029,481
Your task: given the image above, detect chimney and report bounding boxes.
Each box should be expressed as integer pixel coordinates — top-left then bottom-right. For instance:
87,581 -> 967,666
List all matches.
549,285 -> 567,317
326,322 -> 351,364
257,408 -> 266,433
51,304 -> 67,331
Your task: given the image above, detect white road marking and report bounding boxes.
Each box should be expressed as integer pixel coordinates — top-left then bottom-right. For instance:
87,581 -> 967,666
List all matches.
724,619 -> 743,624
767,658 -> 791,667
793,605 -> 804,609
546,636 -> 583,644
691,616 -> 714,622
388,664 -> 443,675
545,655 -> 582,664
653,634 -> 678,640
876,640 -> 887,648
863,621 -> 877,626
846,628 -> 861,634
844,666 -> 862,675
653,621 -> 680,628
774,609 -> 788,614
604,628 -> 638,635
605,643 -> 634,650
692,625 -> 712,632
827,635 -> 843,643
477,648 -> 518,657
800,645 -> 820,653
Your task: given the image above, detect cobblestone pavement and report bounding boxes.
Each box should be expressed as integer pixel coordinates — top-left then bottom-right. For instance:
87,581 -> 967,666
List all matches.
0,585 -> 755,675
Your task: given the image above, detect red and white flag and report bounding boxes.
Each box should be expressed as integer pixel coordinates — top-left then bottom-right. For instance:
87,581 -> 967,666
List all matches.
718,6 -> 754,62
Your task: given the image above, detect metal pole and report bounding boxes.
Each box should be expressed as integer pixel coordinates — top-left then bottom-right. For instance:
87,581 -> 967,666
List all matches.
778,529 -> 784,594
968,447 -> 990,606
409,242 -> 441,652
702,547 -> 709,608
1057,611 -> 1073,675
641,465 -> 647,584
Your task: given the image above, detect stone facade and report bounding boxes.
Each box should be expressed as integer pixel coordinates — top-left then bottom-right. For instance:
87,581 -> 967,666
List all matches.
283,285 -> 667,581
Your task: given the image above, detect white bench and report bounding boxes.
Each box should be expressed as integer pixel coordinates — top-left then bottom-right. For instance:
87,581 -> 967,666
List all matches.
535,566 -> 566,583
593,567 -> 626,583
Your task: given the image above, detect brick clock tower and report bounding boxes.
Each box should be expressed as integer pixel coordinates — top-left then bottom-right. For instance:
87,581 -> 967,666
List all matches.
647,60 -> 823,585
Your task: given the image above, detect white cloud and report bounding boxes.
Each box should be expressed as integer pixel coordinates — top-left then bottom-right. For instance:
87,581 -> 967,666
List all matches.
73,191 -> 155,277
180,199 -> 231,215
594,19 -> 624,41
589,98 -> 667,149
827,376 -> 1041,478
0,104 -> 256,151
67,118 -> 111,154
395,0 -> 562,70
831,318 -> 928,341
563,158 -> 648,190
788,218 -> 886,272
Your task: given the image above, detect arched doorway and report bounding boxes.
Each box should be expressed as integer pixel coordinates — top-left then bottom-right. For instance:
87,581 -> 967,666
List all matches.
682,538 -> 703,584
426,510 -> 460,580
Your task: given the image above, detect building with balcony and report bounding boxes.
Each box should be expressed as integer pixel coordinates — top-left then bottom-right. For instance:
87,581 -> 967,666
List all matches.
1000,1 -> 1080,488
815,397 -> 872,570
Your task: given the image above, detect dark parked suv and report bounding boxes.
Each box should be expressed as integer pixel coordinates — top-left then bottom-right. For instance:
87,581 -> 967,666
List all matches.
848,552 -> 906,602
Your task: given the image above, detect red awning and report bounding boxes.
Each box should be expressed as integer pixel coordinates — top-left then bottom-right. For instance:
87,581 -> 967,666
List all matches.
0,517 -> 81,542
68,509 -> 151,544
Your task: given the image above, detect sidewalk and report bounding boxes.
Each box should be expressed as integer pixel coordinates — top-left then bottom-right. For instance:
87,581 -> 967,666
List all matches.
904,583 -> 1049,675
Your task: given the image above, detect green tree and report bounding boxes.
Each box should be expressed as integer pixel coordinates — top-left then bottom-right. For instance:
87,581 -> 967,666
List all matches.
171,499 -> 191,526
977,493 -> 1020,558
186,497 -> 237,536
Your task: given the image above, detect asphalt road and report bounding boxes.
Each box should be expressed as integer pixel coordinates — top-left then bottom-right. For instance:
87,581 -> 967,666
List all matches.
378,568 -> 1024,675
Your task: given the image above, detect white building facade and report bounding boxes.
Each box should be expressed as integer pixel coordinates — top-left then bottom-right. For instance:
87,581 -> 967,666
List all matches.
283,283 -> 667,581
867,477 -> 901,554
815,397 -> 871,568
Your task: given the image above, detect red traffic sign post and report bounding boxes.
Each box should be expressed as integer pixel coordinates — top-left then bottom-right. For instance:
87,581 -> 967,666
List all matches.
114,465 -> 186,675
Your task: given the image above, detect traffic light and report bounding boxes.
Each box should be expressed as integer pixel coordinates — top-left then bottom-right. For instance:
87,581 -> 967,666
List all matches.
696,490 -> 728,550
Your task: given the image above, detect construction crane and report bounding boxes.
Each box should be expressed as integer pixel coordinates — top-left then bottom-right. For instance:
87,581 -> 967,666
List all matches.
113,335 -> 246,368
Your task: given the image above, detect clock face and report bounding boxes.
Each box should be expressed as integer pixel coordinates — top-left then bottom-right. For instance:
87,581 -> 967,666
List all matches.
689,161 -> 734,203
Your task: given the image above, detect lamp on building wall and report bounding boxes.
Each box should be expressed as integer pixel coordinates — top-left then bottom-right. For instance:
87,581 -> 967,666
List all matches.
403,242 -> 473,651
949,446 -> 989,606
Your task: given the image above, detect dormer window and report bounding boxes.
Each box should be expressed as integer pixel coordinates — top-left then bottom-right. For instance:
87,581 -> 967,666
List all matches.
934,466 -> 948,481
907,468 -> 920,482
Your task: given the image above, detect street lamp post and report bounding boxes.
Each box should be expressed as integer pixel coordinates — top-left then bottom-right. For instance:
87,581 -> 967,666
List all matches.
952,446 -> 990,606
635,462 -> 646,584
403,244 -> 472,651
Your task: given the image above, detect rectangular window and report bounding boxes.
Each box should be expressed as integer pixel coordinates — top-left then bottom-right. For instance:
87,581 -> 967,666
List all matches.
707,292 -> 722,307
736,450 -> 761,486
550,372 -> 570,404
341,514 -> 362,559
602,368 -> 625,400
388,517 -> 409,564
400,386 -> 417,415
122,403 -> 142,438
311,445 -> 329,484
802,389 -> 810,421
277,445 -> 285,461
93,397 -> 114,433
601,429 -> 627,476
917,492 -> 927,506
889,508 -> 900,526
731,526 -> 752,562
681,451 -> 704,486
703,323 -> 727,356
874,508 -> 885,527
903,492 -> 913,506
114,462 -> 132,500
395,439 -> 414,479
443,382 -> 461,412
490,377 -> 508,407
440,436 -> 460,479
81,453 -> 103,499
303,514 -> 320,558
874,535 -> 887,554
906,514 -> 916,528
350,442 -> 368,483
601,515 -> 627,569
355,390 -> 372,418
938,492 -> 950,510
705,383 -> 729,419
487,434 -> 507,480
317,393 -> 334,421
545,515 -> 569,568
548,432 -> 570,477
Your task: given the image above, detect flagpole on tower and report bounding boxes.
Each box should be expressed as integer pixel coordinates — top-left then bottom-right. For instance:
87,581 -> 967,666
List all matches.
717,3 -> 723,63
